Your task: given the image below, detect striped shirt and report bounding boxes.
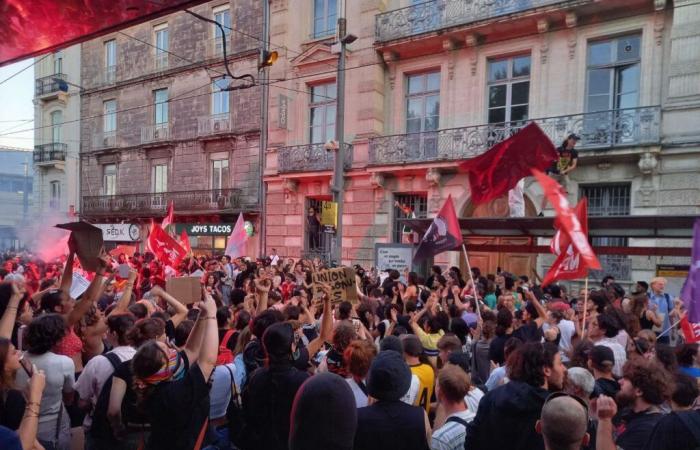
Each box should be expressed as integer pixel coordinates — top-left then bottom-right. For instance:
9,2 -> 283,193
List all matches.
431,409 -> 476,450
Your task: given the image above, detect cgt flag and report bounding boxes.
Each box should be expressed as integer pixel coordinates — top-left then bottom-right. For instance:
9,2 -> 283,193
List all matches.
225,213 -> 248,258
148,221 -> 187,267
533,169 -> 601,273
681,315 -> 700,344
542,198 -> 590,286
681,218 -> 700,323
413,195 -> 462,262
459,122 -> 557,205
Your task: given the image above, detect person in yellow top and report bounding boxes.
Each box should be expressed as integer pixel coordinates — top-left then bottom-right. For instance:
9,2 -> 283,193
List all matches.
409,293 -> 445,367
401,334 -> 436,414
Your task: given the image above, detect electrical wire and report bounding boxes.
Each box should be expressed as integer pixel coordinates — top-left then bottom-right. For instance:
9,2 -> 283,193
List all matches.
0,54 -> 50,86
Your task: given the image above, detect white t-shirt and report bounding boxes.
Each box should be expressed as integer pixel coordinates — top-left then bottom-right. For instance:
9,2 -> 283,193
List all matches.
74,346 -> 136,427
401,374 -> 420,405
270,254 -> 280,266
210,363 -> 239,420
15,352 -> 75,424
543,319 -> 576,362
346,378 -> 368,408
464,387 -> 485,415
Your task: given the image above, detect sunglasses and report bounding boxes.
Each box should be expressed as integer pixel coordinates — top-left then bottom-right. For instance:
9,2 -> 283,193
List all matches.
544,392 -> 589,416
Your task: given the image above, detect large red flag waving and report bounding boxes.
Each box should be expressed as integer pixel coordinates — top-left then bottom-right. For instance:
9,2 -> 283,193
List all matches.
413,195 -> 462,262
161,200 -> 174,229
542,198 -> 591,286
459,123 -> 557,205
533,169 -> 601,277
179,229 -> 192,255
148,221 -> 187,267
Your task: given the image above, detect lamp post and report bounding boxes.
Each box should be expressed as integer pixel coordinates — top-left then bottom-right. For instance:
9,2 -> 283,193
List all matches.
332,1 -> 356,266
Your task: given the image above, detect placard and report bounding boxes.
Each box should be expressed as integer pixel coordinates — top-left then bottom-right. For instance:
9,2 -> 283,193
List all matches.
312,267 -> 358,304
166,277 -> 202,304
56,222 -> 104,272
374,243 -> 414,272
70,272 -> 91,299
321,201 -> 337,234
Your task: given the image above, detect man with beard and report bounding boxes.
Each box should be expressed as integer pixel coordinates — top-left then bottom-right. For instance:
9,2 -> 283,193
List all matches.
464,342 -> 567,450
595,358 -> 671,450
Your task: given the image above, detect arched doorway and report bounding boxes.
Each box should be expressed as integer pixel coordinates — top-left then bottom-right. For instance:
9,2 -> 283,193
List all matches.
460,195 -> 537,278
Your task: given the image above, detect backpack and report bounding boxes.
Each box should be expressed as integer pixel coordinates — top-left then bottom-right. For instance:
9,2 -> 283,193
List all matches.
216,330 -> 236,366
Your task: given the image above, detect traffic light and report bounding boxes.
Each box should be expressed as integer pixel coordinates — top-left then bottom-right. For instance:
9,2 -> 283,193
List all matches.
259,50 -> 278,69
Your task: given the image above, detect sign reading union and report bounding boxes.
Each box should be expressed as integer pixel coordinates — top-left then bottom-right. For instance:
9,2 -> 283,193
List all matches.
175,223 -> 234,236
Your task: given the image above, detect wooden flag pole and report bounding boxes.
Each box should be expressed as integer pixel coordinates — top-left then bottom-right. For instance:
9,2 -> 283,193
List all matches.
461,243 -> 482,320
581,277 -> 589,339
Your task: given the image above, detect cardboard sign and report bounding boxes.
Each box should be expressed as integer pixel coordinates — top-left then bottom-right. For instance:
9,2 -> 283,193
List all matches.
56,222 -> 104,272
109,244 -> 136,258
166,277 -> 202,304
118,264 -> 130,279
312,267 -> 358,304
69,272 -> 91,299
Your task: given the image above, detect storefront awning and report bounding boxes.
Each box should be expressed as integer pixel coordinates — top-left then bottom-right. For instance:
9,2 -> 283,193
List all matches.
0,0 -> 210,66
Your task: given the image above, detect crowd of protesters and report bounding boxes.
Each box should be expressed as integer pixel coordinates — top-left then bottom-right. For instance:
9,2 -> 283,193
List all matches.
0,243 -> 699,450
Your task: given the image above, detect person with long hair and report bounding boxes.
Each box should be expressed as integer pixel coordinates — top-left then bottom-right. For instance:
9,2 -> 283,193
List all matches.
630,292 -> 662,332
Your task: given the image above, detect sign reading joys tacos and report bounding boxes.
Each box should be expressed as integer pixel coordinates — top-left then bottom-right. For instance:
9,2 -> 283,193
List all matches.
312,267 -> 358,304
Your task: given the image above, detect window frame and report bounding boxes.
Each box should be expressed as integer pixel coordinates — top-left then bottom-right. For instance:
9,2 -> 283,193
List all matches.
53,52 -> 63,75
211,158 -> 230,190
213,4 -> 232,38
104,39 -> 117,68
312,0 -> 338,39
308,81 -> 337,144
405,71 -> 441,134
103,164 -> 117,196
486,54 -> 531,125
49,180 -> 61,210
50,110 -> 62,143
585,34 -> 642,113
153,88 -> 169,125
211,77 -> 230,116
103,99 -> 117,134
152,163 -> 168,194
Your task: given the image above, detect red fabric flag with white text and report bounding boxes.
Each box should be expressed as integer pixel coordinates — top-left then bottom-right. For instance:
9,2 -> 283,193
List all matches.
179,229 -> 192,255
459,123 -> 557,205
543,198 -> 591,286
161,200 -> 174,229
533,169 -> 601,278
148,220 -> 187,267
681,315 -> 700,344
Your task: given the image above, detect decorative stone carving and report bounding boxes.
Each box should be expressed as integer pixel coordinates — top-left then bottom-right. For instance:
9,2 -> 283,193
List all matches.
283,178 -> 298,194
381,51 -> 398,63
442,38 -> 458,51
567,33 -> 577,60
370,172 -> 385,189
448,59 -> 456,80
654,0 -> 667,11
638,152 -> 658,175
565,12 -> 577,28
654,12 -> 664,46
426,168 -> 441,187
465,34 -> 480,76
540,38 -> 549,65
597,162 -> 611,170
537,18 -> 549,34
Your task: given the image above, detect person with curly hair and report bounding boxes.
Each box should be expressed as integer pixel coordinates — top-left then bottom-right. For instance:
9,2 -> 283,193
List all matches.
15,314 -> 74,450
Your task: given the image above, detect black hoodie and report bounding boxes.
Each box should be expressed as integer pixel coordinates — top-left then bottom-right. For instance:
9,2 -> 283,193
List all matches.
464,380 -> 550,450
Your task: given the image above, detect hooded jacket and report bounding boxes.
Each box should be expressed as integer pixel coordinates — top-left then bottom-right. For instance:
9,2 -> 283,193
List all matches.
464,380 -> 549,450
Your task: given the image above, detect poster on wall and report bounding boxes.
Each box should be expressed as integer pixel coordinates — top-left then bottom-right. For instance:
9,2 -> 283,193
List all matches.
656,264 -> 690,298
375,243 -> 414,272
321,201 -> 338,234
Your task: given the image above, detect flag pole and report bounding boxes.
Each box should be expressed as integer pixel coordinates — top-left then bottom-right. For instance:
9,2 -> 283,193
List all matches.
657,316 -> 683,340
461,243 -> 482,320
581,277 -> 589,339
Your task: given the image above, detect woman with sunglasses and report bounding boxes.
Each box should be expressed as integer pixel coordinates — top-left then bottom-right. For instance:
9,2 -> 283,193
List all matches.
131,292 -> 218,450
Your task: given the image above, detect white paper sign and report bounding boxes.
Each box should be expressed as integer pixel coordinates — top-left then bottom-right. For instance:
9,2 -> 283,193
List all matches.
94,224 -> 141,242
70,272 -> 91,299
375,244 -> 414,272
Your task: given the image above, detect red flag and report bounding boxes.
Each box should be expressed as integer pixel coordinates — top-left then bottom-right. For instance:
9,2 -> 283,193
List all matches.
542,198 -> 590,286
533,169 -> 601,276
161,200 -> 174,229
413,195 -> 462,262
179,229 -> 192,255
225,213 -> 248,258
681,315 -> 700,343
148,221 -> 187,267
459,123 -> 557,205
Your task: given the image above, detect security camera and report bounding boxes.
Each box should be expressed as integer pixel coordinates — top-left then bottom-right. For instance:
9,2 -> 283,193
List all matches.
324,140 -> 339,152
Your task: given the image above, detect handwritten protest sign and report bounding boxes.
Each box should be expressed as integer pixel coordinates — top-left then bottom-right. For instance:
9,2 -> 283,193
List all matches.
166,277 -> 201,304
312,267 -> 358,304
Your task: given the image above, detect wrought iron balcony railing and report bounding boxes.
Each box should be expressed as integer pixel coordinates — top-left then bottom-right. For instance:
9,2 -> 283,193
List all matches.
81,188 -> 252,216
591,255 -> 632,281
376,0 -> 567,42
197,114 -> 232,136
368,106 -> 661,166
33,143 -> 67,164
35,74 -> 67,96
277,143 -> 353,173
141,124 -> 171,144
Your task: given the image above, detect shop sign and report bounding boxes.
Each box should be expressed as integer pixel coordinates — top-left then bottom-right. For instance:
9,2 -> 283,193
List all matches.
95,224 -> 140,242
176,223 -> 234,236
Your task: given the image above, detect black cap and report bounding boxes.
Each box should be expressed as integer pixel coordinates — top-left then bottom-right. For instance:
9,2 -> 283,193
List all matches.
590,345 -> 615,368
262,322 -> 294,361
367,351 -> 411,401
567,133 -> 581,141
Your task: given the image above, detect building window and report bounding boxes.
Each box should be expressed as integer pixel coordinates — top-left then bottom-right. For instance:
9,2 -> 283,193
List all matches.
50,110 -> 62,143
586,35 -> 641,112
487,55 -> 531,124
305,198 -> 332,260
393,194 -> 428,244
211,159 -> 229,190
212,78 -> 229,115
406,72 -> 440,133
154,24 -> 169,69
50,181 -> 61,210
580,184 -> 631,280
103,164 -> 117,196
104,39 -> 117,82
103,100 -> 117,133
154,88 -> 168,125
213,4 -> 231,56
152,164 -> 168,194
309,82 -> 336,144
313,0 -> 337,38
53,52 -> 63,75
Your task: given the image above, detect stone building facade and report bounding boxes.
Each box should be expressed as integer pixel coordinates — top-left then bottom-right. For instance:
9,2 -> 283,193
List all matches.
79,0 -> 263,254
263,0 -> 699,290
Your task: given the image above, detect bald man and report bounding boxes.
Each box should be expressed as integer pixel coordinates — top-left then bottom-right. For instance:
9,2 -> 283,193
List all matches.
535,395 -> 590,450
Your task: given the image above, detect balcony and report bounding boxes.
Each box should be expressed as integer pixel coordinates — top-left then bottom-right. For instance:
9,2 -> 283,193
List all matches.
591,255 -> 632,282
35,74 -> 68,100
141,124 -> 171,145
376,0 -> 567,42
33,143 -> 67,167
368,106 -> 661,166
92,131 -> 117,151
81,188 -> 254,217
197,113 -> 232,137
277,143 -> 353,173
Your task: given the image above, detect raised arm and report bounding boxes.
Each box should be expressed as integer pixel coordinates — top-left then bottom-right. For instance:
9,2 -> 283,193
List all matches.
254,277 -> 271,316
0,282 -> 23,339
109,270 -> 137,316
17,366 -> 45,450
526,290 -> 548,328
305,289 -> 332,358
196,293 -> 218,380
59,249 -> 75,294
149,285 -> 188,327
66,255 -> 108,327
